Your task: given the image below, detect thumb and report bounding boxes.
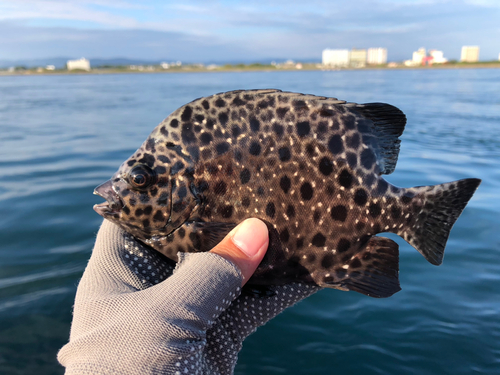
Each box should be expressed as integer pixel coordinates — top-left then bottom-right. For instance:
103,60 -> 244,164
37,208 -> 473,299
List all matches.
210,218 -> 269,286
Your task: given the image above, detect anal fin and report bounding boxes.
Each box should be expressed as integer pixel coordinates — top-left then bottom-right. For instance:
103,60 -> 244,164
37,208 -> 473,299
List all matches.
324,237 -> 401,298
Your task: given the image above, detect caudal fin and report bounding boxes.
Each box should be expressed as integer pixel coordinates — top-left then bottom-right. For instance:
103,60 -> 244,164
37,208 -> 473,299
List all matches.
400,178 -> 481,265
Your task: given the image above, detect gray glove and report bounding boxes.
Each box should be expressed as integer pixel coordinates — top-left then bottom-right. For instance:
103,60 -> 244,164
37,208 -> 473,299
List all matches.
58,219 -> 320,375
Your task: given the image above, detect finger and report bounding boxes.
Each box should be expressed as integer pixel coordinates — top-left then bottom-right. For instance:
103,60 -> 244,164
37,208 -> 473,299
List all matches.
209,218 -> 269,286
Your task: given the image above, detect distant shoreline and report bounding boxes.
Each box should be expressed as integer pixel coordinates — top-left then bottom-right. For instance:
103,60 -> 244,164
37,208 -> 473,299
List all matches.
2,62 -> 500,77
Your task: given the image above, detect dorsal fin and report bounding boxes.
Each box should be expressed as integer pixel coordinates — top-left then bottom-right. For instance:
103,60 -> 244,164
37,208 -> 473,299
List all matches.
355,103 -> 406,175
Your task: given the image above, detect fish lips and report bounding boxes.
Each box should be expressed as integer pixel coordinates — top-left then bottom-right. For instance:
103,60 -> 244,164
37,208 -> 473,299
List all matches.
93,180 -> 124,217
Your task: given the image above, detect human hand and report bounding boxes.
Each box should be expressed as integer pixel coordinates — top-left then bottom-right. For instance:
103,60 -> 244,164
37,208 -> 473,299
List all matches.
58,219 -> 319,375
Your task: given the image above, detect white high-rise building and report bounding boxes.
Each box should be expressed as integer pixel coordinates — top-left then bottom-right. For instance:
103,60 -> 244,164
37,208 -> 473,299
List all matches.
367,48 -> 387,65
429,50 -> 448,64
412,48 -> 426,65
461,46 -> 480,62
349,49 -> 367,68
322,49 -> 350,67
67,58 -> 91,71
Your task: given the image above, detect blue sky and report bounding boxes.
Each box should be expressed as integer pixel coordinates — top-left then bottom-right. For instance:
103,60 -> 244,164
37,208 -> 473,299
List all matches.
1,0 -> 499,63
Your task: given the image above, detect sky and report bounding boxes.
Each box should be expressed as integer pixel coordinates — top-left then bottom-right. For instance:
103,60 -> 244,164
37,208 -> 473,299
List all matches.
0,0 -> 499,63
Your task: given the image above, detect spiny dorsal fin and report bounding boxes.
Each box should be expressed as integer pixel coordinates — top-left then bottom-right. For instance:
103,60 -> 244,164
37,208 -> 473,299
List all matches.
355,103 -> 407,175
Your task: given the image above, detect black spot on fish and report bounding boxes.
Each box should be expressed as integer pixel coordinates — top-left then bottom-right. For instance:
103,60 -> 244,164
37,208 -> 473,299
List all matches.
241,197 -> 250,207
391,205 -> 401,219
215,98 -> 226,107
138,153 -> 155,168
220,205 -> 233,218
402,193 -> 413,204
202,100 -> 209,110
181,123 -> 196,144
249,141 -> 261,156
276,107 -> 289,119
153,210 -> 163,222
300,182 -> 313,200
181,106 -> 192,121
231,125 -> 242,137
286,205 -> 295,218
338,169 -> 353,188
321,254 -> 334,269
347,133 -> 360,149
266,202 -> 276,218
331,205 -> 347,222
232,96 -> 246,106
272,123 -> 284,137
337,238 -> 351,253
158,155 -> 171,164
318,157 -> 333,176
250,117 -> 260,132
319,108 -> 335,117
240,169 -> 251,184
312,232 -> 326,247
170,119 -> 179,128
346,152 -> 357,168
296,121 -> 310,137
177,227 -> 186,239
160,126 -> 169,137
376,179 -> 388,195
200,132 -> 212,145
216,142 -> 230,155
344,114 -> 356,130
218,112 -> 229,128
361,149 -> 375,169
354,188 -> 368,206
278,147 -> 291,161
280,228 -> 290,243
280,175 -> 291,193
369,202 -> 381,218
350,258 -> 362,269
171,161 -> 185,175
328,134 -> 343,154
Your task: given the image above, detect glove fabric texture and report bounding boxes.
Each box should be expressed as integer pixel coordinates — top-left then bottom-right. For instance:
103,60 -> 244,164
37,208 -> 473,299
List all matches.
58,220 -> 320,374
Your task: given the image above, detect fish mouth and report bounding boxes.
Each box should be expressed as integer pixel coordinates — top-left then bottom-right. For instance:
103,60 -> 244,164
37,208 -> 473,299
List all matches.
93,180 -> 124,216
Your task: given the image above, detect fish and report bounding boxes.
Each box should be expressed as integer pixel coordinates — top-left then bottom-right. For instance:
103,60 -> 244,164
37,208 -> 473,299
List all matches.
94,89 -> 481,298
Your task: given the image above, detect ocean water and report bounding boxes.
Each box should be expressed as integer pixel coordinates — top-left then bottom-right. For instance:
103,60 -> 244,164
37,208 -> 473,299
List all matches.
0,69 -> 499,374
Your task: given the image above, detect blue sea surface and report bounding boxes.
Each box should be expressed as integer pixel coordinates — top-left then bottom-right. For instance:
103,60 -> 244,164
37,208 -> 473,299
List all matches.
0,69 -> 499,374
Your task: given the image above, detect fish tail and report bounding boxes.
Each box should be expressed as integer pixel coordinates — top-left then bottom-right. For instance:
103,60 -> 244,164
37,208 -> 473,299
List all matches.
397,178 -> 481,265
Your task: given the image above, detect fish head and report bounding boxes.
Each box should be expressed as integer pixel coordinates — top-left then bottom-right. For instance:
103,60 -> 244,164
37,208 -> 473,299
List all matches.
93,132 -> 200,252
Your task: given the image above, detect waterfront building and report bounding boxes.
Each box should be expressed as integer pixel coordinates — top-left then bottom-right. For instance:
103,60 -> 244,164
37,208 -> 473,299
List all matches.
367,48 -> 387,65
67,58 -> 91,71
461,46 -> 479,62
322,49 -> 349,67
412,48 -> 426,65
350,49 -> 367,68
429,50 -> 448,64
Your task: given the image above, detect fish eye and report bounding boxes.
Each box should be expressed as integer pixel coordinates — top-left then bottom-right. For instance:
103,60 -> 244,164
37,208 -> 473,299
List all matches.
128,164 -> 156,189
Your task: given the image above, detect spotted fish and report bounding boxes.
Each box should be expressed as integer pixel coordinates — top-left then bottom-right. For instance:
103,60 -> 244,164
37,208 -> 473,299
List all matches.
94,89 -> 481,298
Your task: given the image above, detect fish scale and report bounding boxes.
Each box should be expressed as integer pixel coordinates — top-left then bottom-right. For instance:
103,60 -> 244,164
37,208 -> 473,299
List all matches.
94,89 -> 481,298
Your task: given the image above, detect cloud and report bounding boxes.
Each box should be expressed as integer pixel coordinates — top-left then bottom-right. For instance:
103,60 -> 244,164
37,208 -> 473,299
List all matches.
0,0 -> 499,62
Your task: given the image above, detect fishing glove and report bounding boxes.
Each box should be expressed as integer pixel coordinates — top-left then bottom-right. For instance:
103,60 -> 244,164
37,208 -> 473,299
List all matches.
58,219 -> 320,375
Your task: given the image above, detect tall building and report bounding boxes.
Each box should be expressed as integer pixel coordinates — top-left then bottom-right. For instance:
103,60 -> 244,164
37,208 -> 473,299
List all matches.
412,48 -> 426,65
461,46 -> 480,62
429,50 -> 448,64
67,58 -> 91,71
367,48 -> 387,65
349,49 -> 367,68
322,49 -> 350,67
